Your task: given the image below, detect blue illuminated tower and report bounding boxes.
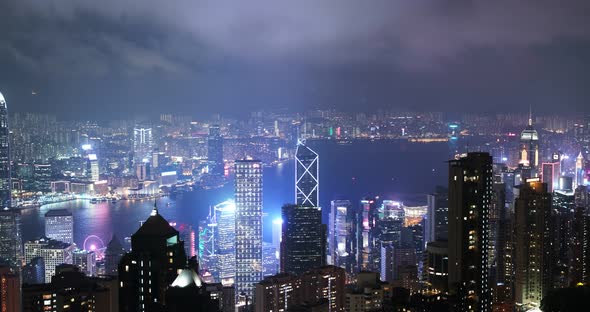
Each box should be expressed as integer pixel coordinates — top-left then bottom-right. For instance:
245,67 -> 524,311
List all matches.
295,142 -> 319,207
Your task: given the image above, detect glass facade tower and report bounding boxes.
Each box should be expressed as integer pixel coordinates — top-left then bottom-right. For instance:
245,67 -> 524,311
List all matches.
0,92 -> 10,208
234,159 -> 263,303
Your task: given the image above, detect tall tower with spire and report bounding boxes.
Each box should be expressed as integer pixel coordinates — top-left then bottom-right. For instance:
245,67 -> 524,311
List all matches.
118,201 -> 187,311
576,152 -> 586,188
0,92 -> 10,208
519,107 -> 540,172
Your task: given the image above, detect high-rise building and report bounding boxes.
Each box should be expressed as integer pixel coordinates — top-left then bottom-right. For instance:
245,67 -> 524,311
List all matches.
425,187 -> 449,243
271,218 -> 282,253
329,200 -> 358,276
519,112 -> 540,172
425,241 -> 449,293
45,209 -> 74,244
133,126 -> 153,163
571,186 -> 590,285
576,152 -> 586,189
104,235 -> 125,277
0,209 -> 22,270
280,204 -> 326,275
73,249 -> 97,277
118,203 -> 187,312
0,265 -> 20,312
346,272 -> 393,312
0,92 -> 10,208
88,153 -> 100,181
448,152 -> 492,312
234,159 -> 263,302
211,200 -> 236,284
22,265 -> 117,312
295,142 -> 319,207
514,181 -> 552,310
358,198 -> 379,272
208,125 -> 224,176
256,266 -> 346,312
379,200 -> 405,247
22,257 -> 45,285
542,158 -> 561,192
24,237 -> 76,283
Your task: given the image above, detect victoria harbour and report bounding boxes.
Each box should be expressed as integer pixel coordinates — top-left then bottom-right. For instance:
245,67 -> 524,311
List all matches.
20,140 -> 451,248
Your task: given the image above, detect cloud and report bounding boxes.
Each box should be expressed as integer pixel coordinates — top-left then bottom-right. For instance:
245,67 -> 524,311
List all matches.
2,0 -> 590,76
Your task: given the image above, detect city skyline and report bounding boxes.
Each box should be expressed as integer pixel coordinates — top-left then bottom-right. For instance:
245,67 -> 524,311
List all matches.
2,2 -> 590,311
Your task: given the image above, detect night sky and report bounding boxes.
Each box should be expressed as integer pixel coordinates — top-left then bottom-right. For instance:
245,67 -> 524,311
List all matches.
1,1 -> 590,118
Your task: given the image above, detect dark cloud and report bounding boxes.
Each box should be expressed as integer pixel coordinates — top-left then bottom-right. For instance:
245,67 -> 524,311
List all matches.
1,1 -> 590,116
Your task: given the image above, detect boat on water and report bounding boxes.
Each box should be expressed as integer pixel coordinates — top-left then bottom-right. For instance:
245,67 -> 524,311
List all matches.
90,198 -> 98,204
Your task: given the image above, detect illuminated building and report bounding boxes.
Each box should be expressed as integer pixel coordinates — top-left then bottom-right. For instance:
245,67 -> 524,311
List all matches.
380,243 -> 417,284
22,257 -> 45,285
571,186 -> 590,286
514,181 -> 552,310
45,209 -> 74,244
346,272 -> 393,312
171,222 -> 196,259
519,112 -> 539,173
271,218 -> 282,253
576,152 -> 585,189
0,92 -> 10,208
542,157 -> 561,193
0,209 -> 22,270
257,266 -> 346,312
88,153 -> 99,181
255,273 -> 301,312
206,200 -> 236,284
165,268 -> 220,312
358,198 -> 379,272
73,250 -> 96,277
22,265 -> 117,312
329,199 -> 358,276
280,204 -> 326,275
118,203 -> 187,312
208,125 -> 224,176
425,241 -> 449,293
0,265 -> 20,312
379,200 -> 405,247
262,243 -> 279,277
448,152 -> 492,312
425,187 -> 448,243
234,159 -> 263,302
104,235 -> 125,277
295,142 -> 319,207
133,126 -> 153,163
24,237 -> 75,283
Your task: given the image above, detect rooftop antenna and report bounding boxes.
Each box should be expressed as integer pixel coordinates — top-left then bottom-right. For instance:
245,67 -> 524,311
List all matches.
150,200 -> 158,216
528,104 -> 533,126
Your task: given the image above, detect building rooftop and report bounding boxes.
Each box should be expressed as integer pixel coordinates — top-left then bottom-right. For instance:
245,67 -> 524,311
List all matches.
45,209 -> 72,217
132,202 -> 178,238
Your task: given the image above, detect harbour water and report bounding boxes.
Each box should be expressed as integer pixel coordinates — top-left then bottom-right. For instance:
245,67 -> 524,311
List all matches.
20,140 -> 453,248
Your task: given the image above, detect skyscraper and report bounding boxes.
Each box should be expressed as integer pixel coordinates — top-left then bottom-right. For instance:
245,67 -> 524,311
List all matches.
0,265 -> 20,312
118,203 -> 187,312
104,235 -> 125,277
280,204 -> 326,275
24,237 -> 75,283
519,112 -> 540,172
212,200 -> 236,284
295,142 -> 319,207
358,198 -> 379,272
45,209 -> 74,244
425,187 -> 449,243
234,159 -> 263,302
448,152 -> 492,312
542,156 -> 561,192
514,181 -> 552,310
133,126 -> 153,163
0,209 -> 22,270
208,125 -> 224,176
0,92 -> 10,208
329,200 -> 358,275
